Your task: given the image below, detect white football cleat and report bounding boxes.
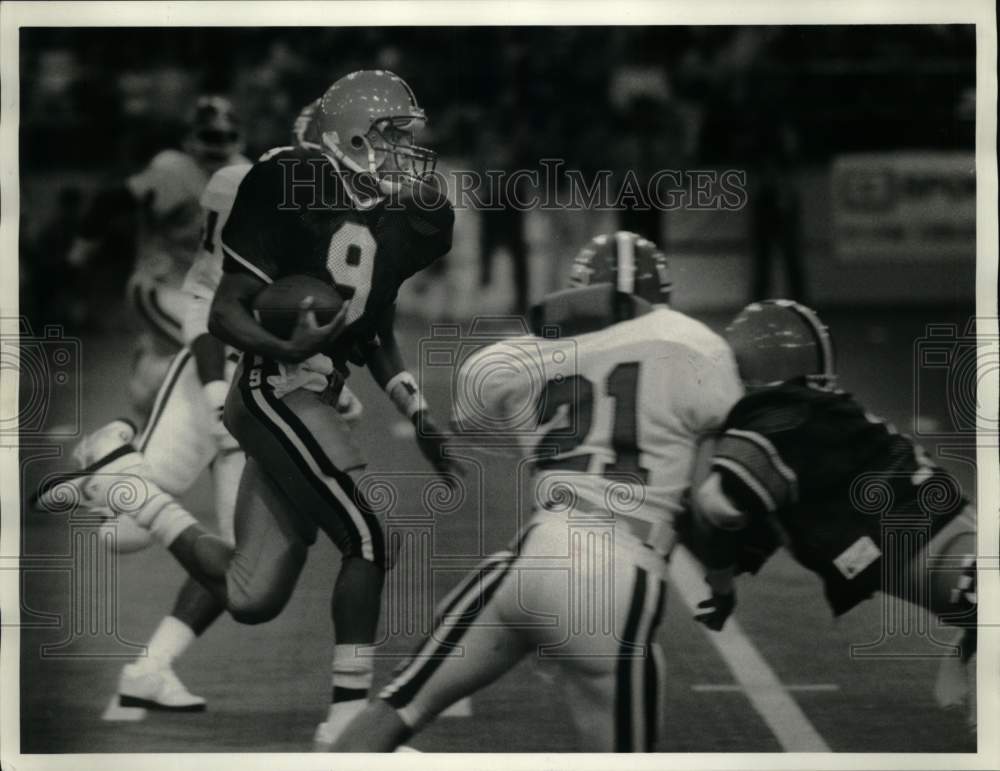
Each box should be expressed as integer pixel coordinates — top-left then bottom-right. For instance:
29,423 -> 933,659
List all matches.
117,662 -> 206,712
312,701 -> 368,751
73,419 -> 138,467
31,419 -> 141,512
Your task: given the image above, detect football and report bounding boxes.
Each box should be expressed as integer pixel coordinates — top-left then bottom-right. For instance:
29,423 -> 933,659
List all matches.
252,274 -> 344,339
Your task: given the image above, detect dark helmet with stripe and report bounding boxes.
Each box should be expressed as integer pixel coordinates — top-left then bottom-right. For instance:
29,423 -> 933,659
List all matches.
568,231 -> 672,305
725,299 -> 836,389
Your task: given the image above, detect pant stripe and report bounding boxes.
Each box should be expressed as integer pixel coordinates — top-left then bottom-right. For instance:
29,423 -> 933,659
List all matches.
242,367 -> 376,562
631,576 -> 664,751
256,377 -> 382,563
380,556 -> 514,709
615,566 -> 648,752
644,579 -> 667,749
256,360 -> 382,562
133,283 -> 183,345
237,369 -> 342,548
422,526 -> 531,624
430,551 -> 514,628
137,348 -> 193,452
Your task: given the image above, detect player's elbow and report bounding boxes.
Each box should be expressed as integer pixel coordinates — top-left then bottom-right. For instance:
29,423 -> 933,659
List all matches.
207,283 -> 243,341
207,302 -> 229,342
693,472 -> 748,532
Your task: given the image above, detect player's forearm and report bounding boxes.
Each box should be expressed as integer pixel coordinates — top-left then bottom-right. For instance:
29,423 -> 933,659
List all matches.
367,337 -> 433,425
691,473 -> 748,571
366,332 -> 407,390
190,333 -> 227,385
209,277 -> 296,360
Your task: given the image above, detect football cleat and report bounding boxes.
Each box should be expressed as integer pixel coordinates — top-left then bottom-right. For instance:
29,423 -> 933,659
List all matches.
31,419 -> 140,512
117,662 -> 206,712
724,299 -> 836,390
312,701 -> 368,752
568,231 -> 672,306
935,626 -> 977,733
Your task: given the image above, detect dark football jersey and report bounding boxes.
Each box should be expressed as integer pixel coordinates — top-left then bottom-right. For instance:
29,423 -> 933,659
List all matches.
220,146 -> 453,364
711,378 -> 968,615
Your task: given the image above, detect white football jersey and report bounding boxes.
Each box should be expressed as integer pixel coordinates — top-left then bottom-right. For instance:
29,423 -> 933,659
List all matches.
182,162 -> 254,301
179,162 -> 252,344
183,156 -> 332,395
453,307 -> 743,550
128,149 -> 248,285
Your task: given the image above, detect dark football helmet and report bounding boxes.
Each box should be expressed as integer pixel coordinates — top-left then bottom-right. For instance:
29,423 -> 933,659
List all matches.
724,299 -> 836,389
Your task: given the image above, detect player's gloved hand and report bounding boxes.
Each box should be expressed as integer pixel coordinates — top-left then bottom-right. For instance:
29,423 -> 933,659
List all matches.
336,384 -> 364,425
694,589 -> 736,632
203,380 -> 239,451
413,409 -> 465,490
283,296 -> 351,363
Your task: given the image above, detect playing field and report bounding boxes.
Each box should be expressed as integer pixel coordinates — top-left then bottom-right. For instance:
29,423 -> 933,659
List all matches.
18,307 -> 977,753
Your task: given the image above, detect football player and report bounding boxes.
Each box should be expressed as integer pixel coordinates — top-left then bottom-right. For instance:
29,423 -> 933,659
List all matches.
330,231 -> 744,752
687,300 -> 977,728
69,96 -> 248,417
34,103 -> 362,713
48,71 -> 459,746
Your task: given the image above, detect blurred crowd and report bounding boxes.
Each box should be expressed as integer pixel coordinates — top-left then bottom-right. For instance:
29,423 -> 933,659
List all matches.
19,25 -> 975,328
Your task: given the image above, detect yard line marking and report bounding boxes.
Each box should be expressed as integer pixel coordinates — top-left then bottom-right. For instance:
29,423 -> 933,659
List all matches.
440,696 -> 473,717
391,420 -> 416,438
669,545 -> 832,751
692,684 -> 840,693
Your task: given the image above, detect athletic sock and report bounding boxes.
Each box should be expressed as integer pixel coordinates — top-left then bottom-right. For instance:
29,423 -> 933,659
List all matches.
135,616 -> 195,671
130,489 -> 199,547
96,454 -> 198,547
326,644 -> 373,720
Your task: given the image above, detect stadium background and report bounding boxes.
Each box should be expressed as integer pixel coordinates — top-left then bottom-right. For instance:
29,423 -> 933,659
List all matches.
17,25 -> 978,753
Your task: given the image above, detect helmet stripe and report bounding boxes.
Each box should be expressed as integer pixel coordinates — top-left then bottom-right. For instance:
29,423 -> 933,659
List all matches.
615,231 -> 636,294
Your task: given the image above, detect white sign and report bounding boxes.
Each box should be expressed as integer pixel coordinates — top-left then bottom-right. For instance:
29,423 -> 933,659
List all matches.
832,152 -> 975,262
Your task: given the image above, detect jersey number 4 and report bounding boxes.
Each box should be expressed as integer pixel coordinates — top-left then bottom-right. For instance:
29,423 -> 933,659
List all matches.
326,222 -> 376,325
535,361 -> 650,483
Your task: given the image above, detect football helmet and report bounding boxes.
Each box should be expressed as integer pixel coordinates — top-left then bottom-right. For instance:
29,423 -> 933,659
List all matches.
724,299 -> 836,389
568,231 -> 672,306
185,95 -> 243,170
317,70 -> 436,187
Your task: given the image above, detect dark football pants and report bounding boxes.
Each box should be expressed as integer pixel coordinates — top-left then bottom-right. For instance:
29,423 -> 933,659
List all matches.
220,357 -> 385,624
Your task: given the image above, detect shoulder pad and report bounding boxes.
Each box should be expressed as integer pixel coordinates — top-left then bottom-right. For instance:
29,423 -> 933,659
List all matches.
727,386 -> 813,434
